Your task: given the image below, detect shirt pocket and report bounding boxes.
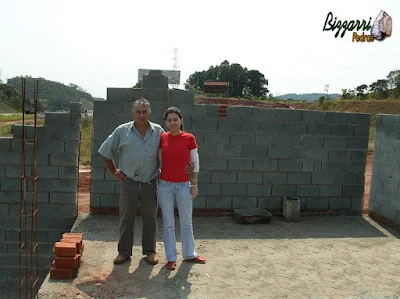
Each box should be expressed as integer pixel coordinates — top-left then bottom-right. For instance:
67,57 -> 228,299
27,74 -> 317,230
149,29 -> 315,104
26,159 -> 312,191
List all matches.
145,141 -> 158,157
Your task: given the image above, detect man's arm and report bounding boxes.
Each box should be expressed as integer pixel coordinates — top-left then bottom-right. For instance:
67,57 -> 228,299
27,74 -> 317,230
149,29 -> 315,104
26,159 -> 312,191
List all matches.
104,157 -> 127,180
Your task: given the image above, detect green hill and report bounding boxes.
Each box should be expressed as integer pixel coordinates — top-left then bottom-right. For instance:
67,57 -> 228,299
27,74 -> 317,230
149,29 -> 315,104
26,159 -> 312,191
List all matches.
278,93 -> 341,102
4,76 -> 96,112
0,101 -> 17,113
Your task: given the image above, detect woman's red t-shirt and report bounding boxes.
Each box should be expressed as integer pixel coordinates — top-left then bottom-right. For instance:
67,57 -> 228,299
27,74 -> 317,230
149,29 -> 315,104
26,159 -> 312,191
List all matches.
160,131 -> 198,182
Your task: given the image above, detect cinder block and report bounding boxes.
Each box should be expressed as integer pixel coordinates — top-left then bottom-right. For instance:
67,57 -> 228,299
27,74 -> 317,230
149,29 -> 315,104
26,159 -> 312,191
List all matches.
61,205 -> 78,217
191,118 -> 218,131
91,180 -> 114,194
326,112 -> 349,123
59,167 -> 78,180
45,113 -> 71,127
321,162 -> 345,172
329,150 -> 352,161
303,111 -> 326,123
206,105 -> 220,117
94,101 -> 122,114
0,151 -> 26,165
206,196 -> 232,208
107,88 -> 134,102
255,133 -> 270,146
217,119 -> 243,132
263,172 -> 287,184
247,184 -> 271,196
49,217 -> 76,230
353,126 -> 370,137
221,184 -> 247,196
242,146 -> 266,158
253,108 -> 278,121
233,197 -> 258,208
258,122 -> 283,134
227,107 -> 253,119
283,122 -> 307,134
192,196 -> 206,208
201,158 -> 227,170
287,173 -> 311,184
331,125 -> 353,136
343,186 -> 364,197
90,193 -> 101,207
190,105 -> 207,118
253,159 -> 278,171
55,180 -> 78,193
329,197 -> 352,209
278,109 -> 302,121
257,197 -> 282,209
307,124 -> 331,135
311,172 -> 334,185
278,160 -> 303,172
199,184 -> 221,196
271,185 -> 296,196
302,161 -> 320,172
64,140 -> 80,154
50,193 -> 77,204
204,132 -> 229,145
351,150 -> 367,162
101,194 -> 119,207
347,137 -> 368,149
243,122 -> 258,132
349,113 -> 370,126
70,102 -> 83,114
320,186 -> 342,197
379,204 -> 397,221
230,132 -> 255,145
296,185 -> 320,197
273,135 -> 300,147
344,162 -> 366,173
306,197 -> 329,209
324,137 -> 347,149
368,199 -> 382,213
190,130 -> 203,143
90,168 -> 104,180
197,143 -> 216,158
169,89 -> 194,105
216,145 -> 241,157
0,178 -> 20,191
0,138 -> 11,151
237,172 -> 262,184
198,171 -> 211,183
300,136 -> 324,147
37,166 -> 59,179
211,171 -> 237,183
268,146 -> 291,159
228,159 -> 252,170
51,153 -> 78,167
381,114 -> 396,128
333,173 -> 357,185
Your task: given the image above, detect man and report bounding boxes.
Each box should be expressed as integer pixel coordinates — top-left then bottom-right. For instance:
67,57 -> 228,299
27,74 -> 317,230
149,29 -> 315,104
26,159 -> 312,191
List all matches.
98,98 -> 171,265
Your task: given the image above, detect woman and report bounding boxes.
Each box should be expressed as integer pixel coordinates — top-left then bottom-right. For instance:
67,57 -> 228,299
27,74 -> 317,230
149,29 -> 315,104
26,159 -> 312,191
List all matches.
157,106 -> 206,270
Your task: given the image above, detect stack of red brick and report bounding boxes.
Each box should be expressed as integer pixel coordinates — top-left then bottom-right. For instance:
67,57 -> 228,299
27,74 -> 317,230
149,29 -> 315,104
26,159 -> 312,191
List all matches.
50,233 -> 84,279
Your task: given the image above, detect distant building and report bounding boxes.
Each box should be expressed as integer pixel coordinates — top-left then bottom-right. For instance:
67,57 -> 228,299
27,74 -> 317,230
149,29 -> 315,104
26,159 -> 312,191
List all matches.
203,81 -> 228,93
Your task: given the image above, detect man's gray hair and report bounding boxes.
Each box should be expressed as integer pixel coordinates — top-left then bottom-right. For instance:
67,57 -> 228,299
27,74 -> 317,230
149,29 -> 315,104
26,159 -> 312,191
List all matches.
132,98 -> 151,112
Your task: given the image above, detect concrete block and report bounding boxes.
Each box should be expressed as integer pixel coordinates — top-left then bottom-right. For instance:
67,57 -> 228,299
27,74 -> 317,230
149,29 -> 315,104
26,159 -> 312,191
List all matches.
283,122 -> 307,134
320,186 -> 342,197
333,173 -> 357,185
237,172 -> 262,184
368,199 -> 382,214
311,172 -> 334,185
94,101 -> 122,114
217,119 -> 243,132
321,162 -> 345,172
247,184 -> 271,196
201,158 -> 227,170
257,197 -> 282,209
51,153 -> 78,167
344,162 -> 366,173
0,138 -> 11,151
227,107 -> 253,119
216,145 -> 241,157
347,137 -> 368,149
55,180 -> 78,193
278,160 -> 303,172
287,173 -> 311,184
283,196 -> 300,221
278,109 -> 302,121
10,139 -> 34,152
242,146 -> 266,158
300,136 -> 324,147
198,171 -> 211,183
328,150 -> 352,161
0,178 -> 20,191
221,184 -> 247,196
324,137 -> 347,149
204,132 -> 229,145
290,148 -> 307,159
263,172 -> 287,184
91,180 -> 115,194
191,117 -> 218,131
90,193 -> 101,207
353,126 -> 370,137
230,132 -> 255,145
343,186 -> 364,197
50,193 -> 77,204
101,194 -> 119,207
52,127 -> 80,141
36,166 -> 59,179
0,191 -> 19,203
253,159 -> 278,171
268,146 -> 291,159
381,114 -> 396,128
49,217 -> 76,230
189,130 -> 203,144
307,124 -> 331,135
64,140 -> 80,154
228,159 -> 253,170
211,171 -> 237,183
142,88 -> 169,103
91,167 -> 104,180
206,196 -> 232,208
258,122 -> 283,134
190,105 -> 207,118
351,150 -> 367,162
348,113 -> 370,126
59,167 -> 78,180
326,112 -> 349,123
380,204 -> 397,221
255,133 -> 270,146
199,184 -> 221,196
45,113 -> 70,127
4,165 -> 22,178
233,197 -> 258,208
197,143 -> 216,158
331,125 -> 353,136
296,185 -> 320,197
303,111 -> 326,123
302,161 -> 320,172
272,135 -> 300,147
253,108 -> 278,121
329,197 -> 352,209
106,88 -> 134,102
192,196 -> 206,208
306,197 -> 330,209
243,122 -> 258,132
206,105 -> 220,117
169,89 -> 194,105
272,185 -> 296,196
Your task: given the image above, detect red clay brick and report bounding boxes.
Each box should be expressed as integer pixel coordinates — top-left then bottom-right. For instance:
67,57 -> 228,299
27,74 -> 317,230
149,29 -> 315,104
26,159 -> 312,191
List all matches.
62,233 -> 83,241
76,254 -> 81,266
53,256 -> 78,269
60,238 -> 83,253
50,267 -> 74,279
54,242 -> 77,257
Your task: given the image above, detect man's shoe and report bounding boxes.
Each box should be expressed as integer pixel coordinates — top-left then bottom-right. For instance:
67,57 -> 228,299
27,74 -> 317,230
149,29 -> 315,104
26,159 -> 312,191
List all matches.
145,253 -> 159,265
166,261 -> 176,270
113,254 -> 130,265
185,256 -> 206,264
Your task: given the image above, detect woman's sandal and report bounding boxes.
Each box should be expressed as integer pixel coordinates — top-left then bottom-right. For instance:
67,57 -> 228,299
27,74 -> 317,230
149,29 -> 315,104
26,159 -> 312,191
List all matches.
166,261 -> 176,270
185,256 -> 206,264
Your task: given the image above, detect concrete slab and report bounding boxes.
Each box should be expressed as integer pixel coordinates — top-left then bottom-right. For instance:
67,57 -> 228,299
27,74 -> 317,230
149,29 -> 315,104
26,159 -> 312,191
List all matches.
38,214 -> 400,299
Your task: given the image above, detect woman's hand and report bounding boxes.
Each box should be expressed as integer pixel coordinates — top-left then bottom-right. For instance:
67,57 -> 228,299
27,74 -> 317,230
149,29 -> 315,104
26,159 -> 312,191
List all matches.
190,185 -> 198,199
112,169 -> 127,181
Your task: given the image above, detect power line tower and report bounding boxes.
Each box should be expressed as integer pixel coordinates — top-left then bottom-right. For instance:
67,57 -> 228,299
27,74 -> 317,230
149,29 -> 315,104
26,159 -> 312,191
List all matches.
171,48 -> 179,89
324,84 -> 330,100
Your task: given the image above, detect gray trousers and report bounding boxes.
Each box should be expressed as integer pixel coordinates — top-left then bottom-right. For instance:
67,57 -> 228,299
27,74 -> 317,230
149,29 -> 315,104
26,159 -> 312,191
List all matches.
118,178 -> 158,257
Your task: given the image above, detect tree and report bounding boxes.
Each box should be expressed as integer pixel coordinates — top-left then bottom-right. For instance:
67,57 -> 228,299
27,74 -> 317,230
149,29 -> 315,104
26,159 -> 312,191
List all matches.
185,60 -> 269,98
356,84 -> 368,97
369,79 -> 389,99
387,70 -> 400,89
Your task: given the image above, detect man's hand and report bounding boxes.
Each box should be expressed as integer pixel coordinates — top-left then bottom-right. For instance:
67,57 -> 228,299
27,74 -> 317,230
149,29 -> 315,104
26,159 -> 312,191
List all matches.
185,161 -> 194,174
190,186 -> 198,199
112,169 -> 127,181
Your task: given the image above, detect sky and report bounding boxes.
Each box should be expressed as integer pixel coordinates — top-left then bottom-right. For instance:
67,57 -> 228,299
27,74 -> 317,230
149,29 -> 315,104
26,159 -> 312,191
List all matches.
1,0 -> 399,98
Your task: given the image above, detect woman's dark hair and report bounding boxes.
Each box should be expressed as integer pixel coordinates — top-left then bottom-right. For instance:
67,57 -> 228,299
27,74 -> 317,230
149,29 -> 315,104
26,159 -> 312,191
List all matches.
163,106 -> 184,130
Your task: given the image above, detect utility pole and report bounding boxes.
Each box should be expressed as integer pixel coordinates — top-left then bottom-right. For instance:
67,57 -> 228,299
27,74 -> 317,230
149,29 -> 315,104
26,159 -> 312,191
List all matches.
324,84 -> 330,100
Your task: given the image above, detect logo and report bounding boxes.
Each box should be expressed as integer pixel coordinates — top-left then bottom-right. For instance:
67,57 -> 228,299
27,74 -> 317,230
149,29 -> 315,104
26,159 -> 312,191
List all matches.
323,10 -> 392,42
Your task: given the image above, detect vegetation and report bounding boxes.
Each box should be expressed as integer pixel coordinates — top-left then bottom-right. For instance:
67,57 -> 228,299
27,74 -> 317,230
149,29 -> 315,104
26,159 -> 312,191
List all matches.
185,60 -> 269,99
79,117 -> 93,165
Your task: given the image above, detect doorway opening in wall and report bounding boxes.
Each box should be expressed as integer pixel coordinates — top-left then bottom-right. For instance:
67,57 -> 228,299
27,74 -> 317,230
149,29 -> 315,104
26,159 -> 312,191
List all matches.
77,115 -> 93,214
362,151 -> 373,214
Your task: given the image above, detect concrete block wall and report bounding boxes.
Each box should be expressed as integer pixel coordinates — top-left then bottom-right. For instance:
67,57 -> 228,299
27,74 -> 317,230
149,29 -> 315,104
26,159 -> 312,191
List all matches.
0,103 -> 82,292
369,114 -> 400,225
91,71 -> 370,214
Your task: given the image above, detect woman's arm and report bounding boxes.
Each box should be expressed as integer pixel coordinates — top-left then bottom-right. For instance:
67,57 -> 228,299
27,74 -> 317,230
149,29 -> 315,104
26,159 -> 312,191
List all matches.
190,148 -> 199,199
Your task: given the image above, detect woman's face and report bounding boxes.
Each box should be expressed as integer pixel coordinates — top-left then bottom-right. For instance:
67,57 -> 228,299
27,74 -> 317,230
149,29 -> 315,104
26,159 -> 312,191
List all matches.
165,112 -> 182,133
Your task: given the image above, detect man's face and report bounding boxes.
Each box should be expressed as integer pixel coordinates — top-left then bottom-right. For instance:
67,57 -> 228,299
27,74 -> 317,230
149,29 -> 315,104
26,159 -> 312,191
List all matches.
133,105 -> 151,125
